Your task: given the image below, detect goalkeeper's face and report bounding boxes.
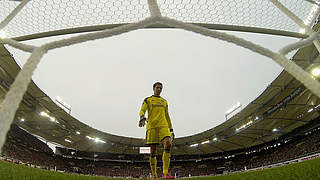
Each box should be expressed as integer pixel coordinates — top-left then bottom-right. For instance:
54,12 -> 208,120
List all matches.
153,84 -> 162,96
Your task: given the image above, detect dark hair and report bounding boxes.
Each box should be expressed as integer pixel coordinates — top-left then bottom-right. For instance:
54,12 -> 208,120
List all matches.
153,82 -> 163,89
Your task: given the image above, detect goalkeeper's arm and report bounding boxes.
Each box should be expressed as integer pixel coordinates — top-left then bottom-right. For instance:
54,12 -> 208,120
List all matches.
170,128 -> 175,140
139,98 -> 148,127
139,116 -> 147,127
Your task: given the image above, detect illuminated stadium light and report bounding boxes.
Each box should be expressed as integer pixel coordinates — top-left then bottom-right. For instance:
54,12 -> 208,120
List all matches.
224,155 -> 235,159
76,131 -> 81,135
65,139 -> 71,143
40,111 -> 54,121
201,140 -> 210,145
86,135 -> 93,140
40,111 -> 59,123
272,128 -> 279,132
236,120 -> 253,132
311,67 -> 320,77
40,111 -> 48,117
190,143 -> 198,147
94,138 -> 106,144
49,117 -> 55,122
0,30 -> 7,38
86,136 -> 105,143
308,108 -> 314,113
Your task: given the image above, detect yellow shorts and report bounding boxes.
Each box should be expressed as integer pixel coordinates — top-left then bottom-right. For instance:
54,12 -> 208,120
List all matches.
146,127 -> 170,145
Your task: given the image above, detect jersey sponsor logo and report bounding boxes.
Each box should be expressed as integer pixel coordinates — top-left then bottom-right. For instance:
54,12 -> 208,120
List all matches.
152,104 -> 165,108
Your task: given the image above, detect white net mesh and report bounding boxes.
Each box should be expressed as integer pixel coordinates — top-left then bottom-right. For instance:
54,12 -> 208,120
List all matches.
0,0 -> 316,38
0,0 -> 320,152
0,0 -> 150,38
159,0 -> 311,31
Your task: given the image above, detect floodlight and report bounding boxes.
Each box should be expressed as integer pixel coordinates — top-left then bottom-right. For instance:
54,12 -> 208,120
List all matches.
40,111 -> 48,117
49,117 -> 55,122
311,67 -> 320,77
201,140 -> 210,144
190,143 -> 198,147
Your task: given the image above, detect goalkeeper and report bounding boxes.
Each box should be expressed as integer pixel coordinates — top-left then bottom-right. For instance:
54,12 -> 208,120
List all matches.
139,82 -> 175,179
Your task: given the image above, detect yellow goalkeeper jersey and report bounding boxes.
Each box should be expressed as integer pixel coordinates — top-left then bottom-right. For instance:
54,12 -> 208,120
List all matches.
139,95 -> 172,130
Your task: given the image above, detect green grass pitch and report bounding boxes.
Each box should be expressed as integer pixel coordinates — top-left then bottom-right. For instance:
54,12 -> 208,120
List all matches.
1,158 -> 320,180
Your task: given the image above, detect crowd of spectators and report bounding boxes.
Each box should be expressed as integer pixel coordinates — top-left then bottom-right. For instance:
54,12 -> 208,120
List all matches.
1,121 -> 320,178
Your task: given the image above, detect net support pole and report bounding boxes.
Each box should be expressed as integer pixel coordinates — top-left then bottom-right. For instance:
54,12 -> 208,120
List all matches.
0,47 -> 46,152
270,0 -> 320,53
0,0 -> 30,30
279,32 -> 320,55
304,0 -> 320,6
147,0 -> 162,18
306,3 -> 320,53
42,17 -> 156,51
0,38 -> 36,53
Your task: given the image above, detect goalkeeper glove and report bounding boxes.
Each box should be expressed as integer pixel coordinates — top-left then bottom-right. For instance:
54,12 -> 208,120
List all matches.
139,116 -> 147,127
170,129 -> 175,140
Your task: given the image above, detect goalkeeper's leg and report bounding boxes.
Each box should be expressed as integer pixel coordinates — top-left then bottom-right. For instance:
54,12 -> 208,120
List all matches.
162,137 -> 174,179
149,145 -> 158,179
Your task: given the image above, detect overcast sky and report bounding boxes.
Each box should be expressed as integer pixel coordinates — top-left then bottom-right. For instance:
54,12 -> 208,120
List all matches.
6,29 -> 298,139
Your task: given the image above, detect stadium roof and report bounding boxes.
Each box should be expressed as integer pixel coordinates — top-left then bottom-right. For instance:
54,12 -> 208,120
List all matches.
1,0 -> 320,155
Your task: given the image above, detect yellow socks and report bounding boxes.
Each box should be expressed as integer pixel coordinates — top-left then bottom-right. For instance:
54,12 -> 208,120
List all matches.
162,150 -> 171,175
150,155 -> 157,178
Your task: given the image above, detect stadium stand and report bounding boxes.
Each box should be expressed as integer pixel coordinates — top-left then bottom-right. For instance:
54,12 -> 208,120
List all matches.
2,115 -> 320,178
